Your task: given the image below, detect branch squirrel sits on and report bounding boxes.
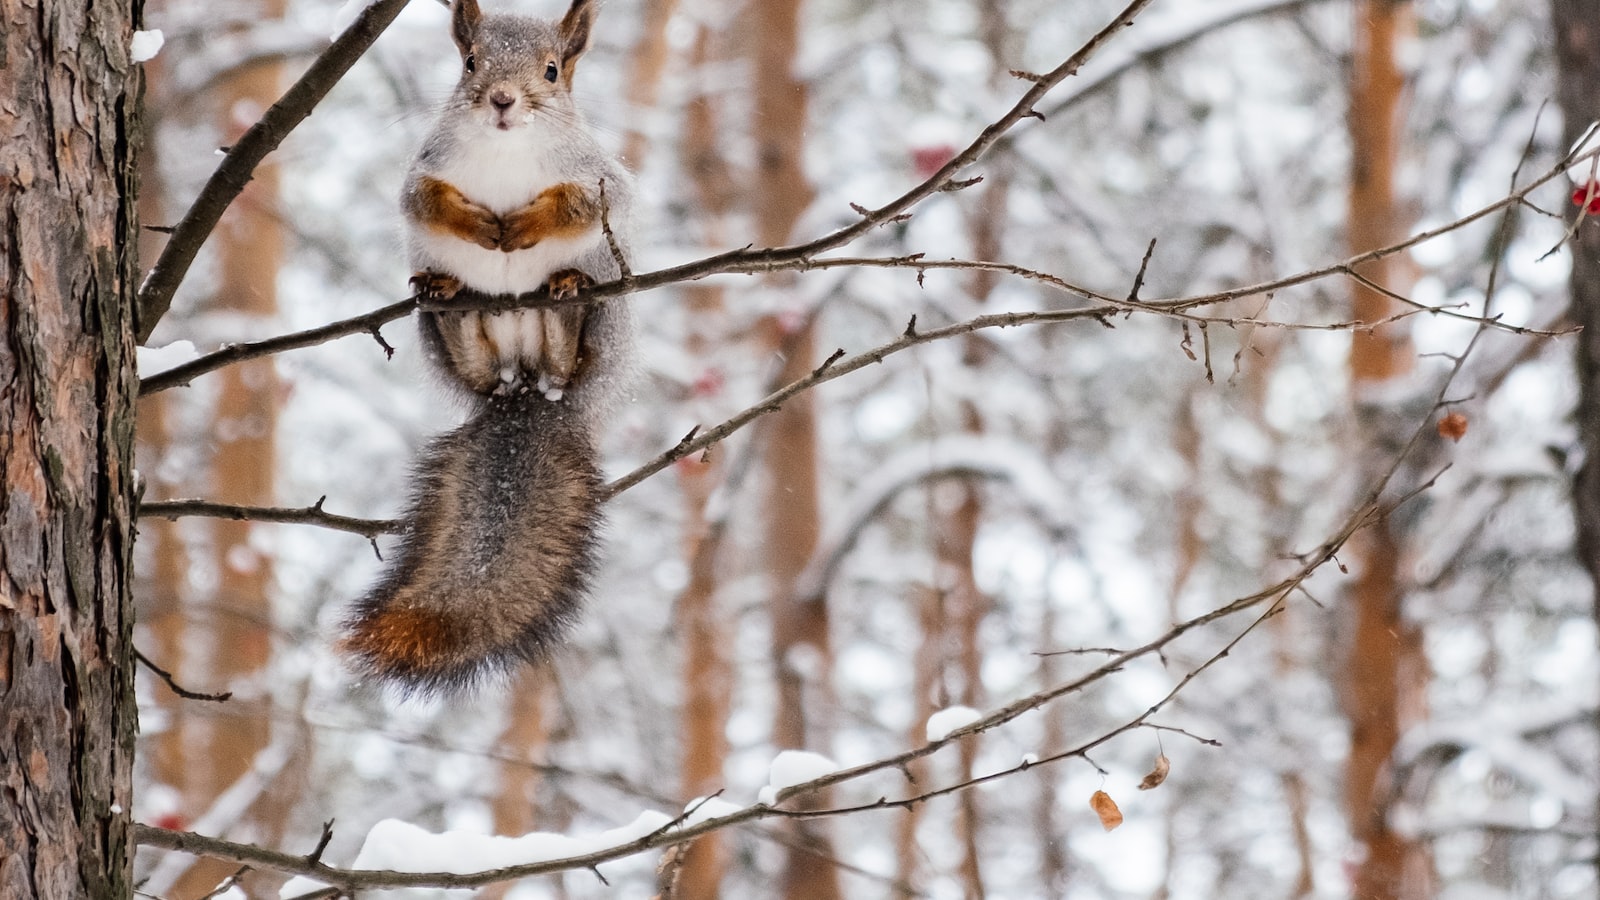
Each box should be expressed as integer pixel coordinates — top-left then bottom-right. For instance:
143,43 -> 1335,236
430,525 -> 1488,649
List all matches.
342,0 -> 634,695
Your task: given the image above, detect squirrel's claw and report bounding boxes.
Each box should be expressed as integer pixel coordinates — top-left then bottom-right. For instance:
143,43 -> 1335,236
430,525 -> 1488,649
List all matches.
547,269 -> 593,303
411,271 -> 464,300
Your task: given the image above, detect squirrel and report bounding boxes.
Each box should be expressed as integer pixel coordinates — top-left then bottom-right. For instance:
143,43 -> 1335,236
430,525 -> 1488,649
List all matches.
342,0 -> 633,696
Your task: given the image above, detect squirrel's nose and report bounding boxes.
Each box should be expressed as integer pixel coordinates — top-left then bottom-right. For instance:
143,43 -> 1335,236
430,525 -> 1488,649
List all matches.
489,89 -> 516,112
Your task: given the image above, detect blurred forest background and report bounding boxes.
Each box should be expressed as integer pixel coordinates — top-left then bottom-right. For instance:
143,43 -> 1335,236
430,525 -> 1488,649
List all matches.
128,0 -> 1600,897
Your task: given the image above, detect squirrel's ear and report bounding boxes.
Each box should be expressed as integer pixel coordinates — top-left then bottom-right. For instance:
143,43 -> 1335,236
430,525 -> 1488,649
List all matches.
558,0 -> 593,65
451,0 -> 481,58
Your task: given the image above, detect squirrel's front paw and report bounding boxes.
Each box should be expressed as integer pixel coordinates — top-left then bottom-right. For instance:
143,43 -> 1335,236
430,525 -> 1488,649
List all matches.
411,271 -> 463,300
465,206 -> 502,250
498,209 -> 543,253
547,269 -> 594,303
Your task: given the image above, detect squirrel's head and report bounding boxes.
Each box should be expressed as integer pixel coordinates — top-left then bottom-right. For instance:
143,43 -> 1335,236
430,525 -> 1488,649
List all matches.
448,0 -> 594,130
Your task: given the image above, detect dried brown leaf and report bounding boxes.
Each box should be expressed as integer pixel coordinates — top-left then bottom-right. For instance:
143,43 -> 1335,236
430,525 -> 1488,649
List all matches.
1438,412 -> 1468,442
1138,753 -> 1170,790
1089,790 -> 1123,831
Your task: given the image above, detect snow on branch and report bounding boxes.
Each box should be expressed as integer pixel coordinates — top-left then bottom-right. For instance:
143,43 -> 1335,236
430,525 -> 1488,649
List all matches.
135,337 -> 1476,892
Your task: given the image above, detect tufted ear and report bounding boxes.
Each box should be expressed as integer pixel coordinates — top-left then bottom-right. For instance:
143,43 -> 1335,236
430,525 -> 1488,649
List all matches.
558,0 -> 593,66
450,0 -> 481,58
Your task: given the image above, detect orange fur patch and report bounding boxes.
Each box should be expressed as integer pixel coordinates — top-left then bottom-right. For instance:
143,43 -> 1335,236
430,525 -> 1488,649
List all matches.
499,181 -> 599,251
343,605 -> 463,672
408,176 -> 501,249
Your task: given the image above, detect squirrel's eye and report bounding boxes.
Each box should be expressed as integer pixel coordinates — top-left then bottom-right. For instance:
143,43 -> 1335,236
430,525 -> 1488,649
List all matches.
545,61 -> 559,83
464,53 -> 476,73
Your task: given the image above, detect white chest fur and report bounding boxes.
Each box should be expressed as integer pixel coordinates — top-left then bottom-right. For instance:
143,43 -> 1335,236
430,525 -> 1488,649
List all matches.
407,121 -> 603,297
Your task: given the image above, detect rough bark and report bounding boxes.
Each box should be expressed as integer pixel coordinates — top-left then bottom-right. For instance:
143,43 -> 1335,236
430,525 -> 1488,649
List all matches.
0,1 -> 141,897
1342,3 -> 1431,897
1550,0 -> 1600,869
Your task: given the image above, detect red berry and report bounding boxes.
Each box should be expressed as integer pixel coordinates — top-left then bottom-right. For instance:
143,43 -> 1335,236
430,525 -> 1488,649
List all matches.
692,367 -> 724,398
152,812 -> 187,831
911,144 -> 957,179
1573,181 -> 1600,213
674,454 -> 710,477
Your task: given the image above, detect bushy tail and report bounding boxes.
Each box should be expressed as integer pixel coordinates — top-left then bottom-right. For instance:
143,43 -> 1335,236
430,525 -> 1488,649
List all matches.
342,389 -> 601,696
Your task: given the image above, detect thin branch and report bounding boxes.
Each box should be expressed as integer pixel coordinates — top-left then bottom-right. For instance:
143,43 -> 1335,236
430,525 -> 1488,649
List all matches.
138,0 -> 1154,381
599,178 -> 631,281
139,233 -> 1575,536
1143,722 -> 1223,747
130,362 -> 1460,889
135,0 -> 413,341
139,297 -> 416,394
1127,237 -> 1158,301
138,497 -> 399,539
136,139 -> 1591,399
133,648 -> 233,702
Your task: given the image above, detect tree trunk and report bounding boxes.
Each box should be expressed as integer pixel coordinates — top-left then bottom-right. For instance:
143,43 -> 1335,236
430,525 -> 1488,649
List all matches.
133,21 -> 198,838
619,0 -> 682,167
167,10 -> 291,892
747,0 -> 837,895
1342,3 -> 1431,898
673,22 -> 737,898
0,1 -> 141,897
1550,0 -> 1600,867
482,668 -> 552,900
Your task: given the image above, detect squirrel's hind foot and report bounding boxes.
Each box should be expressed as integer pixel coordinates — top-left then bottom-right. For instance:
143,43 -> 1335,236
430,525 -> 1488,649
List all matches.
411,270 -> 463,301
547,268 -> 593,302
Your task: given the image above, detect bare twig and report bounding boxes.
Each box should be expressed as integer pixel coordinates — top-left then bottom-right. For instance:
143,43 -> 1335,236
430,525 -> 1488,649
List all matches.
136,140 -> 1589,399
139,297 -> 416,394
134,648 -> 233,702
599,178 -> 631,281
138,497 -> 399,539
130,359 -> 1468,889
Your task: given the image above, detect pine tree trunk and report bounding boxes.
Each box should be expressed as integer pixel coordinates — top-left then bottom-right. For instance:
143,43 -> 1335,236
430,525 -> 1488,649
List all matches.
0,2 -> 140,897
482,668 -> 552,900
747,0 -> 838,895
619,0 -> 682,167
1549,0 -> 1600,867
667,23 -> 738,898
131,2 -> 199,839
1342,3 -> 1431,898
167,11 -> 291,892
